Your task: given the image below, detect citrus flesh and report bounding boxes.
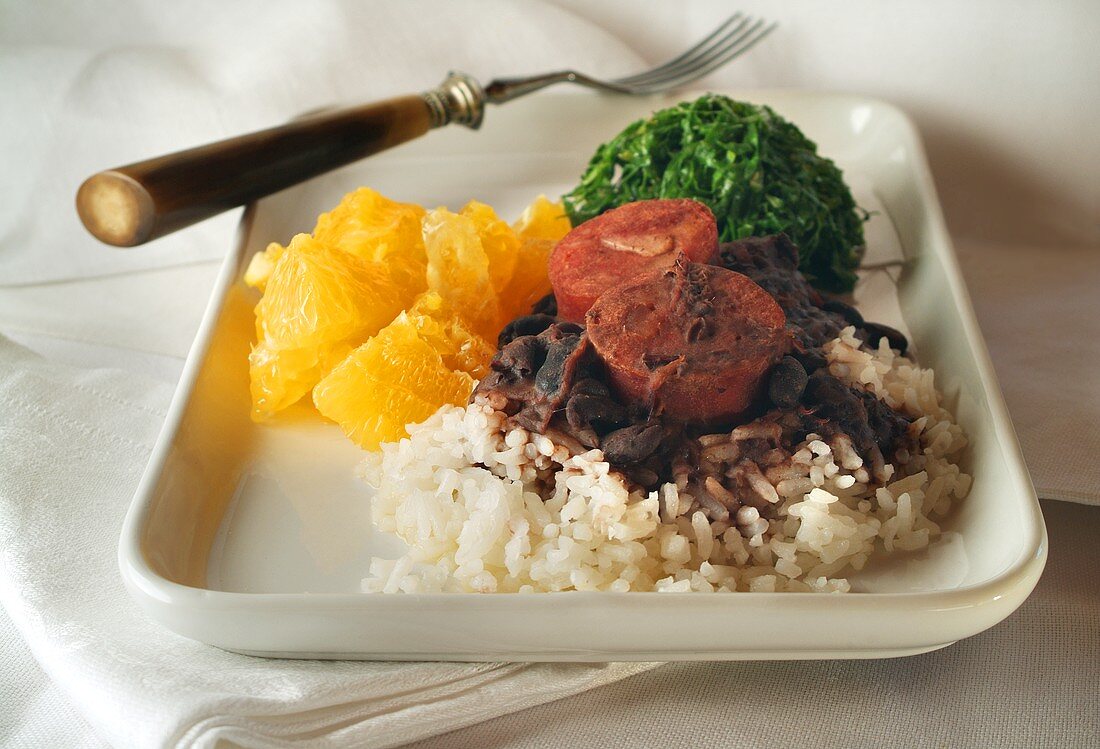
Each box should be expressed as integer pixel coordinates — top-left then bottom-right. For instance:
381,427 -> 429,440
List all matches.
248,190 -> 570,447
313,310 -> 475,450
249,233 -> 405,419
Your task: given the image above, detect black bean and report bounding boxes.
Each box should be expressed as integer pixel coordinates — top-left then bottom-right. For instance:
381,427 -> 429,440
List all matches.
601,424 -> 664,465
566,393 -> 629,432
767,355 -> 808,409
494,335 -> 546,379
860,322 -> 908,355
571,378 -> 610,398
622,466 -> 659,488
802,369 -> 844,404
534,341 -> 576,395
790,347 -> 828,373
531,293 -> 557,316
821,298 -> 864,326
497,314 -> 557,347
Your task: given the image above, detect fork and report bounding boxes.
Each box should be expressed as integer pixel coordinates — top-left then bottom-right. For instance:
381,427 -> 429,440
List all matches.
76,14 -> 775,247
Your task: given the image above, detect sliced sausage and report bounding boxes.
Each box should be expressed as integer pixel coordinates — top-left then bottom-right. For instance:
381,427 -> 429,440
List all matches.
549,199 -> 719,322
585,258 -> 789,423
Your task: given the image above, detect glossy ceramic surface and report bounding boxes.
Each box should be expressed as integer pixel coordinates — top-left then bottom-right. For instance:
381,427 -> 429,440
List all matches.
119,90 -> 1046,660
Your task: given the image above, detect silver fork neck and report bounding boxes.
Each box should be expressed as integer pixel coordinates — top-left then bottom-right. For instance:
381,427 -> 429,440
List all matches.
422,71 -> 486,130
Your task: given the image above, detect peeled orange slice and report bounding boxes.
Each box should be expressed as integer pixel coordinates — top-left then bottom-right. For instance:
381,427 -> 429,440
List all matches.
249,233 -> 404,419
407,292 -> 495,379
313,187 -> 425,263
460,200 -> 519,295
497,236 -> 556,323
312,187 -> 428,298
243,242 -> 287,293
422,207 -> 504,341
313,309 -> 475,450
513,195 -> 572,242
495,196 -> 570,321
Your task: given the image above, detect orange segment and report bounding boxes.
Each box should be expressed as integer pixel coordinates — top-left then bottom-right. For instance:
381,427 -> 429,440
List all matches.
243,242 -> 286,293
312,187 -> 427,297
513,195 -> 572,242
249,233 -> 404,419
313,311 -> 475,450
313,187 -> 426,263
497,236 -> 555,322
460,200 -> 518,295
408,292 -> 495,379
422,207 -> 504,341
494,196 -> 569,320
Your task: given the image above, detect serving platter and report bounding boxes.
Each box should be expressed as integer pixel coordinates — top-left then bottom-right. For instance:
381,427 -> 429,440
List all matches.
119,90 -> 1046,660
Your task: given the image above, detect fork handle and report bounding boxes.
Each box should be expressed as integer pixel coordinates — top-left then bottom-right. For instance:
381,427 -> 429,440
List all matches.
76,72 -> 485,247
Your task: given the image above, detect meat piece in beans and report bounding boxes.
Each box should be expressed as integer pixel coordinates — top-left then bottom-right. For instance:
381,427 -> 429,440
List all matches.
474,322 -> 594,432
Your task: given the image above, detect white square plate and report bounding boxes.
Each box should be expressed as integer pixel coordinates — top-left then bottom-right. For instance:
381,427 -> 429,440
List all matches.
119,90 -> 1046,660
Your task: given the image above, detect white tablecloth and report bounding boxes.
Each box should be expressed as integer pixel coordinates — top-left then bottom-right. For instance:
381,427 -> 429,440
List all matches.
2,1 -> 1098,747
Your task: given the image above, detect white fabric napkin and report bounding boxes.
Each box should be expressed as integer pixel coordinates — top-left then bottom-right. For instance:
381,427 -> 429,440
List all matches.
0,335 -> 654,748
0,0 -> 644,285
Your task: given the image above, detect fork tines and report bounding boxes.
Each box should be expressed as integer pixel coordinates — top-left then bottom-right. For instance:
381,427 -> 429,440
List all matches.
614,14 -> 777,94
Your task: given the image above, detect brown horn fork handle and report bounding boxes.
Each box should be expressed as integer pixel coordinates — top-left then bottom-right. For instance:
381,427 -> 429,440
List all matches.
76,72 -> 484,247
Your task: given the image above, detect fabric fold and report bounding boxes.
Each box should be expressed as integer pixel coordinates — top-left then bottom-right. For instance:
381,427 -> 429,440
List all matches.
0,336 -> 653,749
0,0 -> 645,286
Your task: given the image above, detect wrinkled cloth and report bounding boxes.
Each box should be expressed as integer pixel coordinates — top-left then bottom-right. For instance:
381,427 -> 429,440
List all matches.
0,335 -> 655,748
0,0 -> 643,285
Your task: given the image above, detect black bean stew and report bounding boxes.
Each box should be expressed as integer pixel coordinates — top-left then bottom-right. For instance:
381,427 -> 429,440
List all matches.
474,234 -> 913,512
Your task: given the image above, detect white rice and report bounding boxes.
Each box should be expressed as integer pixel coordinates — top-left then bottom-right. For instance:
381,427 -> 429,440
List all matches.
360,327 -> 970,594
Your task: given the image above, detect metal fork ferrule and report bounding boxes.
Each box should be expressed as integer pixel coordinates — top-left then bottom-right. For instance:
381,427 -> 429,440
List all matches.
422,71 -> 486,130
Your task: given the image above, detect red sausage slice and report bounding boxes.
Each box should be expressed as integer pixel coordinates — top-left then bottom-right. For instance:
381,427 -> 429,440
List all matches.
585,258 -> 789,423
549,199 -> 719,322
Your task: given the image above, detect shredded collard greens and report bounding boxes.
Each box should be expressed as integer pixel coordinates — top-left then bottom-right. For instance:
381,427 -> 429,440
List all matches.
563,95 -> 867,292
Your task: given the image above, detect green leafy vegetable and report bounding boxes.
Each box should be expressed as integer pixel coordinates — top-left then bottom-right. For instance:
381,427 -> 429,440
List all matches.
563,95 -> 867,292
